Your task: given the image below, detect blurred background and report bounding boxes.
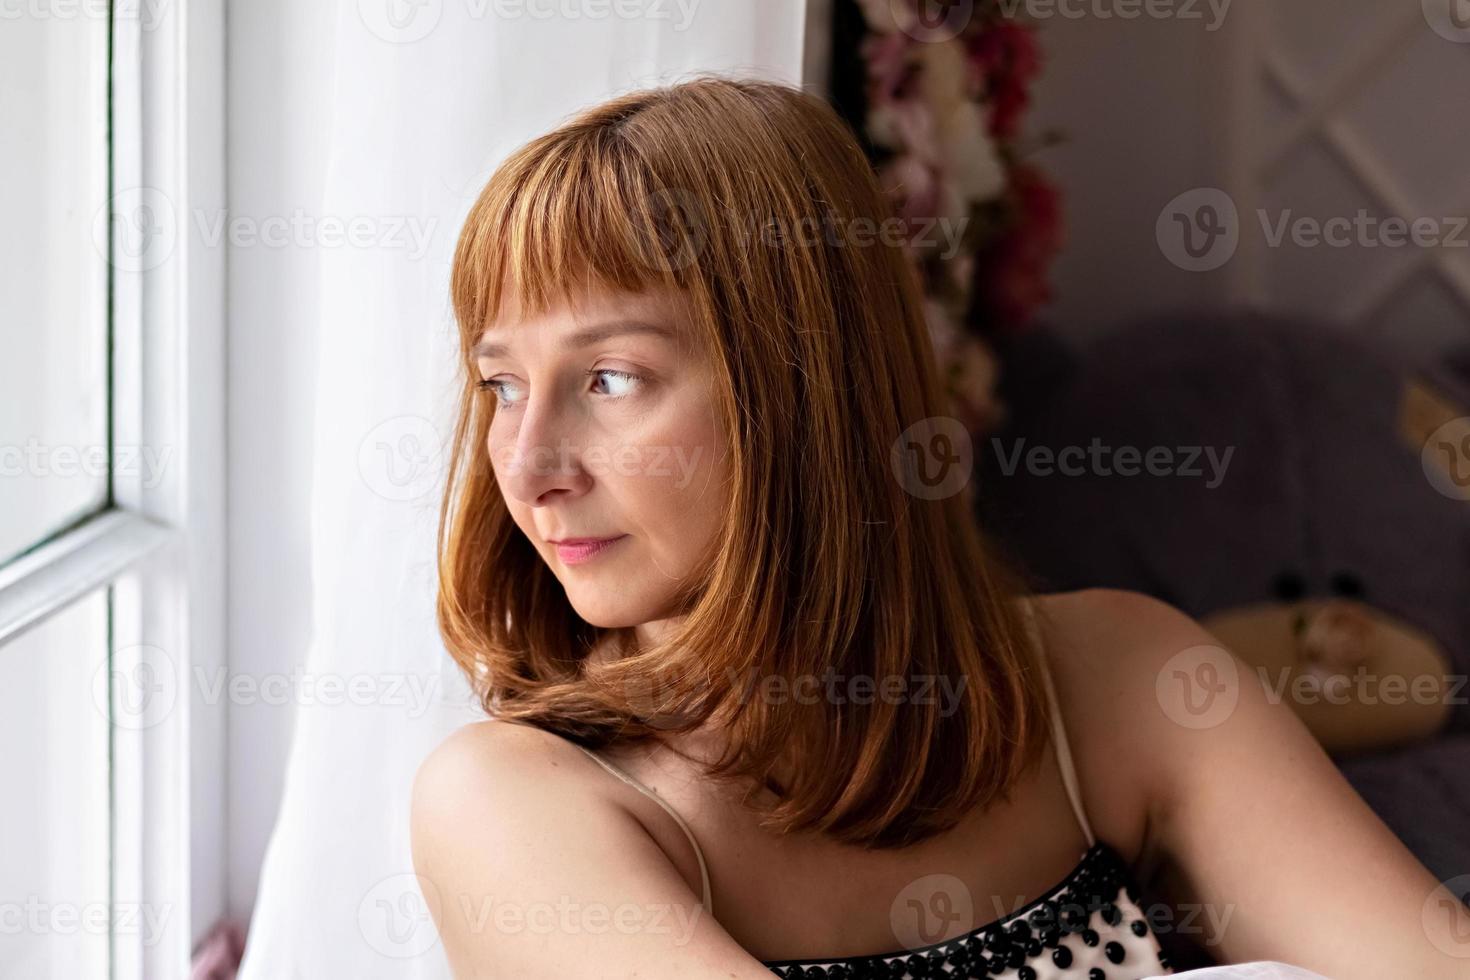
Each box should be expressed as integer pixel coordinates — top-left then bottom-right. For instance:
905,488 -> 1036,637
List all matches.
3,1 -> 1468,978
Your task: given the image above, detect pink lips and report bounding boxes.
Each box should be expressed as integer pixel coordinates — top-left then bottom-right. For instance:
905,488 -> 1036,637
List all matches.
550,535 -> 627,565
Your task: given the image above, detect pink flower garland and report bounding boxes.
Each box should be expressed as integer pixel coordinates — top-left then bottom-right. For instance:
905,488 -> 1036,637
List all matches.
853,0 -> 1065,436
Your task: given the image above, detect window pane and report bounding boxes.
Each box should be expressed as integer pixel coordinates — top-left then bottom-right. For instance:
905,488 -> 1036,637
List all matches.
0,12 -> 112,566
0,590 -> 110,978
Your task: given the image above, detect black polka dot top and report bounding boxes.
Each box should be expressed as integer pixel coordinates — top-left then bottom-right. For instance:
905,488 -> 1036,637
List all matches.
575,600 -> 1174,980
758,838 -> 1172,979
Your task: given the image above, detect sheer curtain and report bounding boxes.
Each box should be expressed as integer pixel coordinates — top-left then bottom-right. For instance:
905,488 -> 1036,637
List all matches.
236,4 -> 806,976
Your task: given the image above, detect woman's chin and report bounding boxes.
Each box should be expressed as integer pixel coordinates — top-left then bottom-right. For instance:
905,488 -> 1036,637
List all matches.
564,590 -> 653,631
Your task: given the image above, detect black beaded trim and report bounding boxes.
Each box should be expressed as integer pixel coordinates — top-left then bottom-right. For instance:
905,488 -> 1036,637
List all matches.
763,841 -> 1152,979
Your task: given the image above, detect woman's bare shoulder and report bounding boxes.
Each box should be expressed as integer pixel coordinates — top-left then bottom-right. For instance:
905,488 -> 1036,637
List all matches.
409,719 -> 773,977
411,718 -> 598,815
1028,598 -> 1467,975
1029,587 -> 1216,699
1024,588 -> 1226,857
1030,586 -> 1222,727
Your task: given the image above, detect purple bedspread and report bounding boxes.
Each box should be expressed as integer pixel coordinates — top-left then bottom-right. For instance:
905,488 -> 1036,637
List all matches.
1336,733 -> 1470,887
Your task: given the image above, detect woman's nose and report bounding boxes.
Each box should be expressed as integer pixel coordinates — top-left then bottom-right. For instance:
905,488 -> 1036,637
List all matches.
497,399 -> 592,506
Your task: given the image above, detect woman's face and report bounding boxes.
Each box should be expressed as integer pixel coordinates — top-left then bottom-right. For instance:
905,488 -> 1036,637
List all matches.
476,284 -> 730,638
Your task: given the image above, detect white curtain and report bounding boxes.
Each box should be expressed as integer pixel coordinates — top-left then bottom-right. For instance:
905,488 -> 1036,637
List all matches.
236,4 -> 807,977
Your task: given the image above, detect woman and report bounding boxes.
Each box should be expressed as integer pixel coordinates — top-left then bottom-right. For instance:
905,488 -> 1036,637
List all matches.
412,75 -> 1467,978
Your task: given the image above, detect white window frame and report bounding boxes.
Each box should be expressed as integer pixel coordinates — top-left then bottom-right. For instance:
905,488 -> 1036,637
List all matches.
0,1 -> 226,977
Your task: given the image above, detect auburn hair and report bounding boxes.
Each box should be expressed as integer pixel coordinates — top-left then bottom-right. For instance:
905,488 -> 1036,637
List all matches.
437,74 -> 1050,849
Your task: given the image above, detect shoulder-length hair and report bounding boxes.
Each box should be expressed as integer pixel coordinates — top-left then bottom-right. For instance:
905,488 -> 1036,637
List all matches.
438,74 -> 1049,849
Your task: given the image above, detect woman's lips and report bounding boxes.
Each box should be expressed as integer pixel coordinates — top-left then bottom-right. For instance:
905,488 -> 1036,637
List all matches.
551,535 -> 628,565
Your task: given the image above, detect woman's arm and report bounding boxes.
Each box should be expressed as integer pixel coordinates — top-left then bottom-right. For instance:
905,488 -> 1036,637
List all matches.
410,720 -> 775,979
1109,590 -> 1470,978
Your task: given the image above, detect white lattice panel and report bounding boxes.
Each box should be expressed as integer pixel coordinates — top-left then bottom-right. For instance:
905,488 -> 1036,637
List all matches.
1231,1 -> 1470,363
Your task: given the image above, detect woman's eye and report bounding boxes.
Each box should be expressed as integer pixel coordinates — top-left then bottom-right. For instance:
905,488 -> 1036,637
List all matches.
476,378 -> 525,407
475,370 -> 642,407
587,368 -> 643,398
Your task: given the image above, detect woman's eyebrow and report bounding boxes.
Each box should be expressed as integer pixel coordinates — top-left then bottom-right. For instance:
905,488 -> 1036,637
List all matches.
472,320 -> 675,360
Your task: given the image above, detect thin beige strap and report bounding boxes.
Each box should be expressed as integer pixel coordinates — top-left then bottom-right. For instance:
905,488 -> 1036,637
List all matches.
1024,599 -> 1097,849
574,744 -> 714,916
